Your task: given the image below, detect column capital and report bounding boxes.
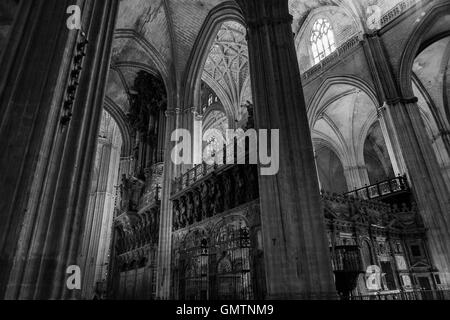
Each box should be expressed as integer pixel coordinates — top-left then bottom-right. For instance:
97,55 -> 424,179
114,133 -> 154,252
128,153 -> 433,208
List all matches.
193,111 -> 203,121
247,15 -> 293,29
165,108 -> 181,118
363,31 -> 382,39
185,106 -> 197,114
434,130 -> 450,141
384,96 -> 419,106
400,96 -> 419,104
377,104 -> 387,119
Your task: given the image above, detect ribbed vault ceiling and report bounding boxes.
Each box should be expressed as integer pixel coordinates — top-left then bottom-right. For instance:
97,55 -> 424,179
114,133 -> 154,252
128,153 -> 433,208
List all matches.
202,21 -> 250,122
106,0 -> 413,115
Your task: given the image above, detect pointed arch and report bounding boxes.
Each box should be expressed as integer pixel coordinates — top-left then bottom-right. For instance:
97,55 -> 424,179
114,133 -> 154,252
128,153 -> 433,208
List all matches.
113,29 -> 175,110
307,76 -> 379,127
398,1 -> 450,98
180,1 -> 246,111
104,96 -> 133,157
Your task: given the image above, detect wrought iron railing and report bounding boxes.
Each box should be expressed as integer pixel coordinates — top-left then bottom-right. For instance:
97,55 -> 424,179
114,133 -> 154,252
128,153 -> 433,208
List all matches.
349,289 -> 450,301
344,175 -> 409,200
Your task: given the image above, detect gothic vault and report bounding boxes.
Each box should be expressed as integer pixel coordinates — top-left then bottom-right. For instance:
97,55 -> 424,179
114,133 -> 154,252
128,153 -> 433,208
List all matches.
0,0 -> 449,300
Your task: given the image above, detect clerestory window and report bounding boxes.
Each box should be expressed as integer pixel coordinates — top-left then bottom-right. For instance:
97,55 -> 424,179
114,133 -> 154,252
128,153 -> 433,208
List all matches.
310,18 -> 336,65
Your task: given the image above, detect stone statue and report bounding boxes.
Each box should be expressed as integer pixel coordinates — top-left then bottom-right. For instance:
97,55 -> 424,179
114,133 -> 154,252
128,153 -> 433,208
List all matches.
173,200 -> 180,231
121,174 -> 134,211
223,174 -> 233,210
186,193 -> 194,225
193,190 -> 202,222
208,181 -> 216,217
214,180 -> 224,214
246,168 -> 258,202
235,170 -> 246,204
180,197 -> 187,229
200,182 -> 209,219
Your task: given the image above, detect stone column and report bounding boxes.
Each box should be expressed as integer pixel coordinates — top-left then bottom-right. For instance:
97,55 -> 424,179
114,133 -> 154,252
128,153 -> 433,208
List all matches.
193,111 -> 204,166
119,156 -> 134,178
180,107 -> 196,173
376,104 -> 405,177
81,112 -> 123,299
384,99 -> 450,283
237,0 -> 337,299
155,108 -> 180,299
364,34 -> 450,284
431,132 -> 450,191
343,165 -> 371,190
157,109 -> 167,164
313,154 -> 323,191
0,0 -> 119,299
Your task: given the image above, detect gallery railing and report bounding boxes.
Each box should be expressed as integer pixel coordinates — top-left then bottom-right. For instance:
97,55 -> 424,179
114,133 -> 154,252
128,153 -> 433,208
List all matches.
349,289 -> 450,301
171,137 -> 253,196
343,175 -> 409,200
172,162 -> 220,196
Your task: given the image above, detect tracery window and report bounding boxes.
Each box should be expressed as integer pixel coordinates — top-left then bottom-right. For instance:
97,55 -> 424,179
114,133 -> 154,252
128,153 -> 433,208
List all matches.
310,18 -> 336,65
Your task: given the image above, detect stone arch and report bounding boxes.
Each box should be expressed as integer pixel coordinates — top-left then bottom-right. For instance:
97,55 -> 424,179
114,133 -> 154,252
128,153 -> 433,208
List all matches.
308,77 -> 380,165
202,103 -> 229,133
412,75 -> 450,189
113,29 -> 175,110
307,75 -> 379,127
313,139 -> 349,193
104,96 -> 133,157
312,136 -> 347,166
363,121 -> 395,184
210,213 -> 249,237
412,74 -> 445,136
357,109 -> 379,167
398,1 -> 450,99
309,76 -> 390,189
181,227 -> 210,251
180,1 -> 246,112
112,61 -> 161,79
202,73 -> 236,121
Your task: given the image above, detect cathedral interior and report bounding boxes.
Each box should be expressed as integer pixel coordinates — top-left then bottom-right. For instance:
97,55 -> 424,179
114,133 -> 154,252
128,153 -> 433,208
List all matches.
0,0 -> 450,301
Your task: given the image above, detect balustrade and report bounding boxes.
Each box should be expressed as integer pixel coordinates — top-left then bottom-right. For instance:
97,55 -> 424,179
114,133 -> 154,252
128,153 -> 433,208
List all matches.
350,289 -> 450,301
171,164 -> 259,231
344,175 -> 409,200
